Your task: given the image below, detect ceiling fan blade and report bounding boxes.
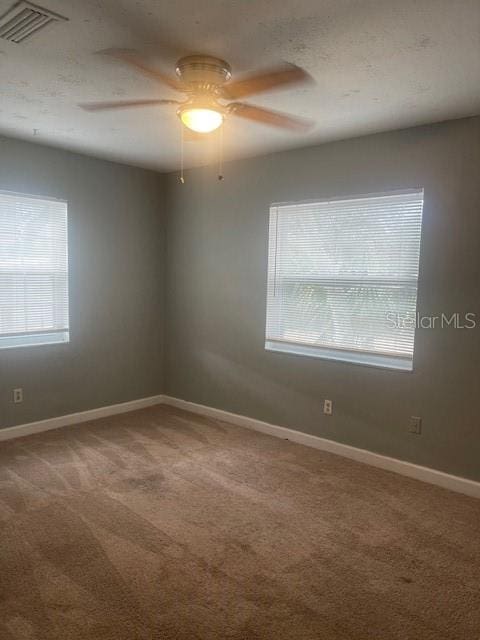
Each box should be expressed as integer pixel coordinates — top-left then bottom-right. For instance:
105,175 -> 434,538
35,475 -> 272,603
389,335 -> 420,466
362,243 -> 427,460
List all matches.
228,103 -> 313,131
101,48 -> 184,92
221,64 -> 311,100
79,99 -> 180,112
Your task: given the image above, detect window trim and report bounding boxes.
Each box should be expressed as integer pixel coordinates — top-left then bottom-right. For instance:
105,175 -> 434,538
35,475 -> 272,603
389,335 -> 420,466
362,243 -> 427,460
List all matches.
265,340 -> 414,371
0,189 -> 67,205
0,330 -> 69,350
265,188 -> 424,372
270,187 -> 424,209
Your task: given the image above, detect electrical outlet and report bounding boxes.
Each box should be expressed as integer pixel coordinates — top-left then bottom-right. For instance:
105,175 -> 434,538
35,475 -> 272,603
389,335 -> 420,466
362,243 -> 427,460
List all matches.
409,416 -> 422,435
323,399 -> 333,415
13,388 -> 23,404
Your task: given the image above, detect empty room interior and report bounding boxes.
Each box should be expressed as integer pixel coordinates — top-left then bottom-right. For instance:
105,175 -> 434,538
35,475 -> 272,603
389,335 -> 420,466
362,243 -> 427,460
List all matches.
1,1 -> 480,638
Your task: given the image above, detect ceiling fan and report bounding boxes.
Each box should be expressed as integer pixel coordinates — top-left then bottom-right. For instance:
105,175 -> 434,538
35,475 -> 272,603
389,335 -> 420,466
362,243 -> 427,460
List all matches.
79,50 -> 314,135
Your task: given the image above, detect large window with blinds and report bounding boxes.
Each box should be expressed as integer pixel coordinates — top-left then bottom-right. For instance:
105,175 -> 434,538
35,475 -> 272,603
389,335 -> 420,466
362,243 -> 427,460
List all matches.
265,190 -> 424,370
0,191 -> 69,349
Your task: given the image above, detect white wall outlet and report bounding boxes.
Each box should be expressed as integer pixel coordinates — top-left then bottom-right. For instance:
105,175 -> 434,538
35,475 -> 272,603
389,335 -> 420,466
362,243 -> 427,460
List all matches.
323,399 -> 333,415
13,388 -> 23,404
409,416 -> 422,435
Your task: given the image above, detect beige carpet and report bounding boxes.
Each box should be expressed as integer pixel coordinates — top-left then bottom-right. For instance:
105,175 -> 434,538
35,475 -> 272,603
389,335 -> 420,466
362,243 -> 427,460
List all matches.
0,405 -> 479,639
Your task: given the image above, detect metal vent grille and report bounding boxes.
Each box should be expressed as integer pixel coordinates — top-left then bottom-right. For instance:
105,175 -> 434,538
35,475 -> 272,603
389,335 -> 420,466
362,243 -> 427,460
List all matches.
0,1 -> 67,43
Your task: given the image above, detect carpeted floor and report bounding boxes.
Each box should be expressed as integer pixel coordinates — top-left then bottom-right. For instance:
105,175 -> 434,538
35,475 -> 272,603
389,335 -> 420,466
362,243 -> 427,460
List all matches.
0,405 -> 479,639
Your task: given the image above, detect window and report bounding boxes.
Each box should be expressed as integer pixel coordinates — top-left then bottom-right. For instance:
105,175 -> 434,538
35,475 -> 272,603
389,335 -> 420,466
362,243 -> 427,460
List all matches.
265,190 -> 424,371
0,191 -> 69,349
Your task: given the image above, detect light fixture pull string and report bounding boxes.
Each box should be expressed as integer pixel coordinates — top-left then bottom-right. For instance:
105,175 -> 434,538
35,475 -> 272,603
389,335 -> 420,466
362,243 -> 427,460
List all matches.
218,123 -> 224,181
180,123 -> 185,184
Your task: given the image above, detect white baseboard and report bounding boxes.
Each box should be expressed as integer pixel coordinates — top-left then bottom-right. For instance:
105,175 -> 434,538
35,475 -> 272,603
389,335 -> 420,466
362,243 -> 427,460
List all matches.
2,392 -> 478,500
163,395 -> 480,500
0,394 -> 165,442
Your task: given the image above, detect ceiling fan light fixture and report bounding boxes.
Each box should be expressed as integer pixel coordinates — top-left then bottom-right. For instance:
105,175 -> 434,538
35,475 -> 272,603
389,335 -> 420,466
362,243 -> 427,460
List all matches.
179,107 -> 223,133
83,50 -> 313,141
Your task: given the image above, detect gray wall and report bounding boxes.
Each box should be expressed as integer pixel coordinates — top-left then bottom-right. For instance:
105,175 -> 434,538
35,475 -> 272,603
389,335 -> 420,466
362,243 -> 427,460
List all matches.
165,116 -> 480,481
2,118 -> 479,481
0,136 -> 165,428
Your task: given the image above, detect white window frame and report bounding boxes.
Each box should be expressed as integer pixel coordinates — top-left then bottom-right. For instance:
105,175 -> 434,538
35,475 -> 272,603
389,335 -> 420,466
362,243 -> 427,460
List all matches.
0,190 -> 70,350
265,189 -> 424,371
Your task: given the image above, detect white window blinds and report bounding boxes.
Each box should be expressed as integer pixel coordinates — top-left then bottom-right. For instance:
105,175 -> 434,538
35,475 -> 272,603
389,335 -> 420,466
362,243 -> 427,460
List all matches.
265,190 -> 424,370
0,191 -> 69,349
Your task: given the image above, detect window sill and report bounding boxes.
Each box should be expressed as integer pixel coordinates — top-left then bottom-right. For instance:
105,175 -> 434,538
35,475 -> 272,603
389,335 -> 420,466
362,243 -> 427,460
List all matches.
265,340 -> 413,371
0,331 -> 70,350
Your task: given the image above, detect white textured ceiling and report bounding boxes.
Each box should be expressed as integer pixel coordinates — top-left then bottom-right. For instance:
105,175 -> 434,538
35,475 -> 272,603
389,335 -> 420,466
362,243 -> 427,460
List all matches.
0,0 -> 479,172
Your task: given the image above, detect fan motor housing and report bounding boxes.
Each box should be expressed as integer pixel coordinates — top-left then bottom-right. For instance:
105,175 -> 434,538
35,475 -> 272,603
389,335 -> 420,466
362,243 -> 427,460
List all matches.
175,55 -> 232,87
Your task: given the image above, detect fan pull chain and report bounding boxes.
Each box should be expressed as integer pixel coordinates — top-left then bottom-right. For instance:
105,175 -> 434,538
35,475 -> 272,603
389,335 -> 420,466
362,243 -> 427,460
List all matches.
180,124 -> 185,184
218,123 -> 224,181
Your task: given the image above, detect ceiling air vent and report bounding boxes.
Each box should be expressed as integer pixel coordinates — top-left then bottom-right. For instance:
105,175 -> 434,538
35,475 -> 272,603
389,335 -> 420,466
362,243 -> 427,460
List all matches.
0,1 -> 67,43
